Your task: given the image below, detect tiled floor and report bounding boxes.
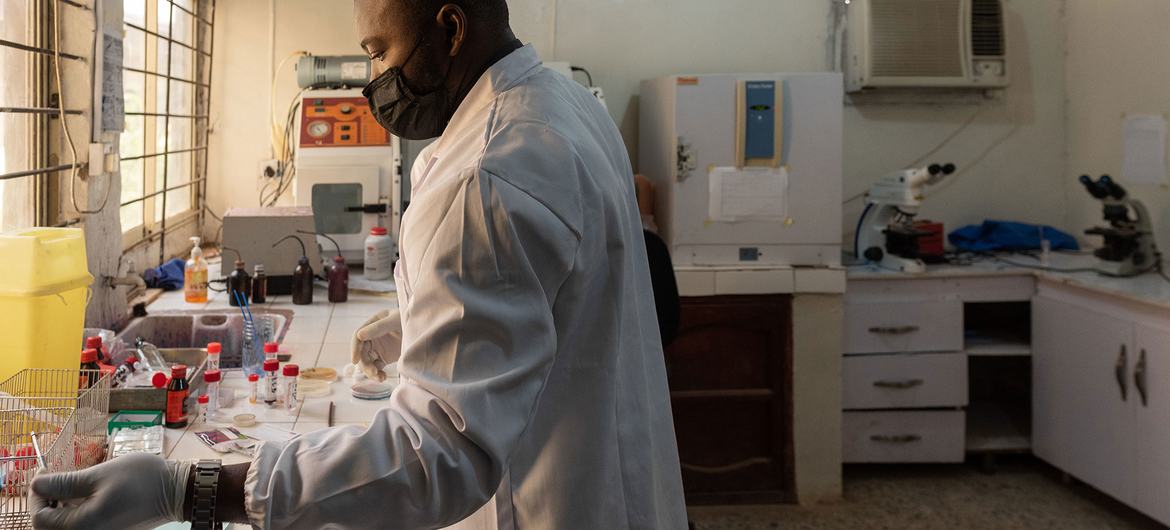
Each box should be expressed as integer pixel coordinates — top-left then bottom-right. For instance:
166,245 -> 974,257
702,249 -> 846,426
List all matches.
145,282 -> 400,465
688,459 -> 1165,530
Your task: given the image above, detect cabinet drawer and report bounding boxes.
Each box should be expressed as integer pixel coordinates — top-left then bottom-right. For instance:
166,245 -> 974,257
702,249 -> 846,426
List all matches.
843,411 -> 965,463
843,353 -> 968,410
844,300 -> 963,354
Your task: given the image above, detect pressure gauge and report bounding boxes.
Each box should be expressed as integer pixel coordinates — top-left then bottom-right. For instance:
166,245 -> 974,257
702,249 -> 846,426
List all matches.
307,121 -> 331,138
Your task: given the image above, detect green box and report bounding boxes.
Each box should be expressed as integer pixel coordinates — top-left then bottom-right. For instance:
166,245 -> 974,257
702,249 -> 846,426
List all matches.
107,410 -> 163,434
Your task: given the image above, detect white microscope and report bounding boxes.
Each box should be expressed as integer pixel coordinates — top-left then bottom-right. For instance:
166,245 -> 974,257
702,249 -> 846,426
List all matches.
1080,175 -> 1160,277
854,163 -> 955,273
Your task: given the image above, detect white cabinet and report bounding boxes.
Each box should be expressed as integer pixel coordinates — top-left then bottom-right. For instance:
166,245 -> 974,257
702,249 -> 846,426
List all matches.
1133,325 -> 1170,524
1032,296 -> 1134,503
1033,291 -> 1170,526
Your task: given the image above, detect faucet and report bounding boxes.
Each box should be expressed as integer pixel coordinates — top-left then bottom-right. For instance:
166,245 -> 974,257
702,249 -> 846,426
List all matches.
105,258 -> 147,291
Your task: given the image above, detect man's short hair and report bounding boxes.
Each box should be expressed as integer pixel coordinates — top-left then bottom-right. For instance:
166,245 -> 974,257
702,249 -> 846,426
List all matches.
401,0 -> 510,28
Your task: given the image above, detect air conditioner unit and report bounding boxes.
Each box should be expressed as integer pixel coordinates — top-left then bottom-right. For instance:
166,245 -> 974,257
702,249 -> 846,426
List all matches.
845,0 -> 1008,92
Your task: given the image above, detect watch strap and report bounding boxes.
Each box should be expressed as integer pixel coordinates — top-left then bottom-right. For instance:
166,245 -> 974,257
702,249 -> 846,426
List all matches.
191,459 -> 223,530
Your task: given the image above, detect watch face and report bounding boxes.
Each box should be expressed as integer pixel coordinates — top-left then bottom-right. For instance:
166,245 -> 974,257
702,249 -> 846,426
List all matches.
307,121 -> 331,138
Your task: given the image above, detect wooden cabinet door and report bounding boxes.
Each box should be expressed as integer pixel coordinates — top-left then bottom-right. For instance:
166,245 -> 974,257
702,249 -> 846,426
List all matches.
1032,296 -> 1135,504
1133,324 -> 1170,526
665,295 -> 792,504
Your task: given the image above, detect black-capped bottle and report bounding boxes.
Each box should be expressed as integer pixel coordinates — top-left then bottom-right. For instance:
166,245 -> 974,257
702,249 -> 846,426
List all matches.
228,258 -> 252,306
252,264 -> 268,304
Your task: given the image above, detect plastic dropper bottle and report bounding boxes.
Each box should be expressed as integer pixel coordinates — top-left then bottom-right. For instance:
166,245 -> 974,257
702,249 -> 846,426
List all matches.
184,237 -> 208,304
274,235 -> 314,305
299,230 -> 348,303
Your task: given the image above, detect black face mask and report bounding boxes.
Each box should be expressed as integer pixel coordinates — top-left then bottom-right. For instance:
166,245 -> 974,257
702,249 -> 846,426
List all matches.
363,36 -> 455,141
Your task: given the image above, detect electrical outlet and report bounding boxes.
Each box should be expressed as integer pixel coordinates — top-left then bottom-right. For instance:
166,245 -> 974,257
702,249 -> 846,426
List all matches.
259,159 -> 283,179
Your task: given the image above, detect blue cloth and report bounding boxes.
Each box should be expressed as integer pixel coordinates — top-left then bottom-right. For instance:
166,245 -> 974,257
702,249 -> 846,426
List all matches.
143,258 -> 186,291
949,220 -> 1079,252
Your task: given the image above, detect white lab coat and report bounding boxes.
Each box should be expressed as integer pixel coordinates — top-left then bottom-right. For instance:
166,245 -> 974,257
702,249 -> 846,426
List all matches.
243,45 -> 688,529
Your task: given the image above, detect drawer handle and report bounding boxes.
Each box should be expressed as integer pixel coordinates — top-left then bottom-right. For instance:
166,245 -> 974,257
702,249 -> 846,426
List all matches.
873,379 -> 925,390
868,326 -> 920,335
870,434 -> 922,444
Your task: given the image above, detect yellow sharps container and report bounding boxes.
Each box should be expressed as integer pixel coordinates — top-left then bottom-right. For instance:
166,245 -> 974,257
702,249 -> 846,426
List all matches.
0,228 -> 92,381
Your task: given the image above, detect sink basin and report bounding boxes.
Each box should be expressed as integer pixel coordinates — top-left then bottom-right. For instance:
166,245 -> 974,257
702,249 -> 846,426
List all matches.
108,348 -> 212,412
116,310 -> 293,369
108,310 -> 293,413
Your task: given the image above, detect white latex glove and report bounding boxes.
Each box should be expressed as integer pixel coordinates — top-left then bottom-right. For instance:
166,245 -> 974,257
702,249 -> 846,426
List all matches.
351,308 -> 403,382
27,454 -> 191,530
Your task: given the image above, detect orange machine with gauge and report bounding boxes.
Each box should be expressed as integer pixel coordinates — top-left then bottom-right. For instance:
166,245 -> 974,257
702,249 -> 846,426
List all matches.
299,97 -> 390,148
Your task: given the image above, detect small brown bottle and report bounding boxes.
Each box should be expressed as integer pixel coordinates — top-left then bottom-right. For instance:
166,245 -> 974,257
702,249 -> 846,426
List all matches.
165,364 -> 190,429
252,264 -> 267,304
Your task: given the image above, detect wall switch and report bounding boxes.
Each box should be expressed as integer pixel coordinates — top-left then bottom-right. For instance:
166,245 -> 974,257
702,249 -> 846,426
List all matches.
259,159 -> 283,179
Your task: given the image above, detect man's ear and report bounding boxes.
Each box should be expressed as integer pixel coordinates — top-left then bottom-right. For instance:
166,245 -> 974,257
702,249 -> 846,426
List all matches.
436,4 -> 466,56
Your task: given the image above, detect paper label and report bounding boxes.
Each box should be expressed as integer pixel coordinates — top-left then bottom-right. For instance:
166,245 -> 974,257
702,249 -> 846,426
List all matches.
708,166 -> 790,222
1122,114 -> 1167,185
165,389 -> 187,425
341,62 -> 368,80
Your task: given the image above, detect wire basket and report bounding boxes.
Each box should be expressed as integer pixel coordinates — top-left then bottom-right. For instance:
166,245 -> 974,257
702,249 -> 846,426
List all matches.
0,369 -> 111,530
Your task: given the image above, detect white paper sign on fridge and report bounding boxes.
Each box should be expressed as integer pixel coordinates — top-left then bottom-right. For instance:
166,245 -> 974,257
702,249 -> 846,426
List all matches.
1121,114 -> 1167,185
708,166 -> 789,222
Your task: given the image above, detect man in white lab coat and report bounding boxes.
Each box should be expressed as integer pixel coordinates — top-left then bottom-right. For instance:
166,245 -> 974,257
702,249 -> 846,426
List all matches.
27,0 -> 687,529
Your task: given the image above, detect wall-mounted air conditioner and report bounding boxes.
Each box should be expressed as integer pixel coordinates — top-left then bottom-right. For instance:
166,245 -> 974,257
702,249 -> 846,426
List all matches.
845,0 -> 1009,92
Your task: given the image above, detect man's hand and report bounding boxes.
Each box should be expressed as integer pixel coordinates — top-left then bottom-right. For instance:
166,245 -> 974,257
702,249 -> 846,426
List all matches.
351,308 -> 403,382
27,453 -> 190,530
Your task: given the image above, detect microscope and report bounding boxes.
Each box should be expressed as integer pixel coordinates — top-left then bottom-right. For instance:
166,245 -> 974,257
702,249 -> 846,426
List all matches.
855,163 -> 956,273
1080,175 -> 1159,277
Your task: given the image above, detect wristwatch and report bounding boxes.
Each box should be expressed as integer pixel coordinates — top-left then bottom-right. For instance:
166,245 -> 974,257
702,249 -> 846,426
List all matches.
192,459 -> 223,530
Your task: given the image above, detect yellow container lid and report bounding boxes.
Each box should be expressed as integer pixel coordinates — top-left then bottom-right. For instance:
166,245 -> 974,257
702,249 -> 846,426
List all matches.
0,228 -> 93,297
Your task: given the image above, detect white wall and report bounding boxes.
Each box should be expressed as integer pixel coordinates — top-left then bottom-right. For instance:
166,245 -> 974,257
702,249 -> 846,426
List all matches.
208,0 -> 1070,248
1065,0 -> 1170,252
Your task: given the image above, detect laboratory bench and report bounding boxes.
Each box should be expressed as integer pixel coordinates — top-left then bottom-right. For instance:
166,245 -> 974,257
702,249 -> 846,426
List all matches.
846,252 -> 1170,526
141,286 -> 401,475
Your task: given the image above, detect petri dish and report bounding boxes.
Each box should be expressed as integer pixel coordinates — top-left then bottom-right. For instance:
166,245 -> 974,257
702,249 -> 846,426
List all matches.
351,380 -> 394,401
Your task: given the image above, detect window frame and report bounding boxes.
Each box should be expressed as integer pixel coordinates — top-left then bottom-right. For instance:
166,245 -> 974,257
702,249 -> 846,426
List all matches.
119,0 -> 214,255
0,0 -> 86,230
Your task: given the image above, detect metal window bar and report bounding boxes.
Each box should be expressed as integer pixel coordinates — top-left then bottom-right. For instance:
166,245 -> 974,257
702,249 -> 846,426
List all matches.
57,0 -> 92,11
0,106 -> 84,115
123,65 -> 209,88
124,111 -> 207,119
165,0 -> 213,27
197,0 -> 216,237
0,163 -> 87,182
0,38 -> 85,61
119,144 -> 206,162
123,21 -> 209,58
120,176 -> 206,207
158,0 -> 175,265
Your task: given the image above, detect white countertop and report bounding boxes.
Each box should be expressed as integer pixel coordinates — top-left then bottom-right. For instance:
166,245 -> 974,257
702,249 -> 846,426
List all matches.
142,284 -> 401,466
847,252 -> 1170,311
